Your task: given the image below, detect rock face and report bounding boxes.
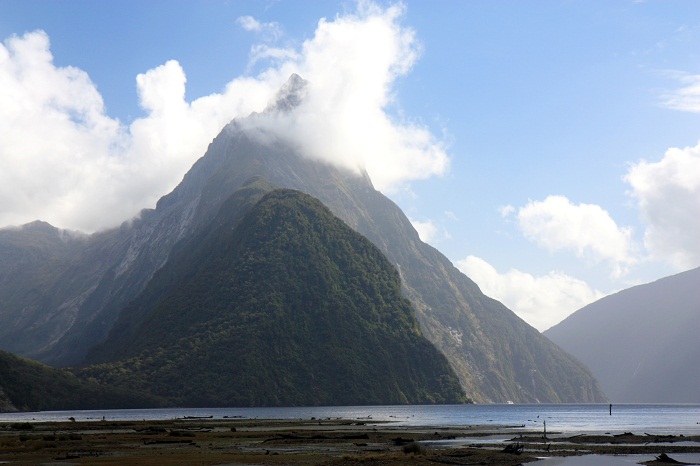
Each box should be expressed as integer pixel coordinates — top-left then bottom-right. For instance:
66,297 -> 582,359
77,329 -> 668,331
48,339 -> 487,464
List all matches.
545,267 -> 700,403
80,187 -> 467,406
0,385 -> 18,413
0,75 -> 606,403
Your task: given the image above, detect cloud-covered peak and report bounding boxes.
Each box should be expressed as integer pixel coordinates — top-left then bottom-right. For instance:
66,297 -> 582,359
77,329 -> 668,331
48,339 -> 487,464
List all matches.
0,2 -> 448,232
265,73 -> 308,113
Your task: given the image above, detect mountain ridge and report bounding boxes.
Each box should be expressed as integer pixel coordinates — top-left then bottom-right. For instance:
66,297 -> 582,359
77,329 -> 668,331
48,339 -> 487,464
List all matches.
0,74 -> 606,404
545,266 -> 700,403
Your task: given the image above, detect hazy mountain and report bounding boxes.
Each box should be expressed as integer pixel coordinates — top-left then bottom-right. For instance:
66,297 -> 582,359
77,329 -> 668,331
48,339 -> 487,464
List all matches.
79,187 -> 466,406
0,350 -> 162,412
0,75 -> 605,403
545,267 -> 700,403
0,221 -> 119,357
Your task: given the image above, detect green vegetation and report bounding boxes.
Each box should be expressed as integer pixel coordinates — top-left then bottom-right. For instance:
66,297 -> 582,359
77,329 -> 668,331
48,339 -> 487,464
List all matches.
0,350 -> 163,411
80,189 -> 466,406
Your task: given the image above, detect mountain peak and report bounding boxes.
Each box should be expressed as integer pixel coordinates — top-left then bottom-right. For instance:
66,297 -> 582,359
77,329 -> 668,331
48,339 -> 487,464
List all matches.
0,82 -> 607,403
266,73 -> 308,113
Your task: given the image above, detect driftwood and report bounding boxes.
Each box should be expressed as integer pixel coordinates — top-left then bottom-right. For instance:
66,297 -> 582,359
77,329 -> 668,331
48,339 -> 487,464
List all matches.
502,442 -> 524,454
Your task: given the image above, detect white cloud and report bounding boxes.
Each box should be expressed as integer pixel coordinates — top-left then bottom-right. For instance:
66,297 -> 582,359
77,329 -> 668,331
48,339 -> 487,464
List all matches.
0,30 -> 275,232
236,15 -> 282,41
624,141 -> 700,269
410,218 -> 438,243
0,31 -> 123,231
499,204 -> 515,218
249,44 -> 299,66
456,255 -> 605,331
237,15 -> 265,32
516,195 -> 638,278
660,72 -> 700,113
0,2 -> 448,232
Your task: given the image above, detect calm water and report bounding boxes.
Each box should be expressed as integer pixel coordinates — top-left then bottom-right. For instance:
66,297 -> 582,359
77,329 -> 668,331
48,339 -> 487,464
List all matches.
1,404 -> 699,435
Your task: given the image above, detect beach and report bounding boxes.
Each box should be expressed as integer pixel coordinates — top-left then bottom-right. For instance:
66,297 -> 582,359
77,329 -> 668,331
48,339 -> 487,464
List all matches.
1,417 -> 699,465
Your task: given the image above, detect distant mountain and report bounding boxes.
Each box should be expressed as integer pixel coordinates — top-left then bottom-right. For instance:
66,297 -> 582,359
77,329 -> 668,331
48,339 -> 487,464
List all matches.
0,350 -> 162,412
0,75 -> 606,404
79,187 -> 466,406
545,267 -> 700,403
0,220 -> 133,359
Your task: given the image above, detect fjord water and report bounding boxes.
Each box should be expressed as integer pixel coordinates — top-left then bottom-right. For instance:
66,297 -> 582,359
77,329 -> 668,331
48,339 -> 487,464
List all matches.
2,404 -> 699,435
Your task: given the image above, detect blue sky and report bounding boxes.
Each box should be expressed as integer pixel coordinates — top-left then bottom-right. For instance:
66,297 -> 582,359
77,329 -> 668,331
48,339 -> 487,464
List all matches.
1,0 -> 699,330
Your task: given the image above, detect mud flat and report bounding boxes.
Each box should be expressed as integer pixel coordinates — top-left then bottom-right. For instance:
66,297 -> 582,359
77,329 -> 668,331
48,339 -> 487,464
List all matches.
1,418 -> 699,465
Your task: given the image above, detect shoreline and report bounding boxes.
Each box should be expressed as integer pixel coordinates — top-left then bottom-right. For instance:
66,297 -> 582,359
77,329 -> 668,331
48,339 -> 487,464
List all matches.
1,418 -> 699,465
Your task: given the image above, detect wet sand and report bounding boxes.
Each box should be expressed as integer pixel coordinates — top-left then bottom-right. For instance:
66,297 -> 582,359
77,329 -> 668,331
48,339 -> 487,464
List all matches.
1,418 -> 699,465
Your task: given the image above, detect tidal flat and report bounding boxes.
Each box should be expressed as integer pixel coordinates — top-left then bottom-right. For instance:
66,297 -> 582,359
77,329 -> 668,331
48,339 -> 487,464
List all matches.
1,418 -> 699,465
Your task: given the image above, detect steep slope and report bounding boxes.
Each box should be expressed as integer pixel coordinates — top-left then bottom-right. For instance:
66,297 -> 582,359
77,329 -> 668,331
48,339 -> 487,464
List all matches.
0,75 -> 605,403
0,221 -> 109,356
0,221 -> 77,352
81,188 -> 466,406
545,267 -> 700,403
0,350 -> 162,412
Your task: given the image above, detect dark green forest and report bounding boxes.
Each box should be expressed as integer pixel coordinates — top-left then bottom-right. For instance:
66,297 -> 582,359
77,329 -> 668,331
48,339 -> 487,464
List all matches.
76,189 -> 466,407
0,350 -> 162,411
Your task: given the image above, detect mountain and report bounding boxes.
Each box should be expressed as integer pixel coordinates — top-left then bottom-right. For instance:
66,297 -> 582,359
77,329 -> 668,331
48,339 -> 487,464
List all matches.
545,267 -> 700,403
0,74 -> 605,403
0,220 -> 135,359
78,187 -> 466,406
0,350 -> 162,412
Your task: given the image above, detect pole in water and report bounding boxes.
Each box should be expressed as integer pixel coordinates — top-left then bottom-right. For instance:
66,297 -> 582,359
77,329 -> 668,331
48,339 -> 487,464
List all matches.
543,420 -> 547,439
609,404 -> 612,415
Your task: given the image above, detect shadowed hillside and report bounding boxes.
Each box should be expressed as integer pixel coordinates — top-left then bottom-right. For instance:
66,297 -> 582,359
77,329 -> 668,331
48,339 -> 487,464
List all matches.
0,350 -> 162,412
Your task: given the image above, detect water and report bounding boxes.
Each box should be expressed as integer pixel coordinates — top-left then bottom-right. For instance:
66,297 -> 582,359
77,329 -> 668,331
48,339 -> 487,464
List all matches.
540,454 -> 700,465
1,403 -> 699,435
2,404 -> 699,466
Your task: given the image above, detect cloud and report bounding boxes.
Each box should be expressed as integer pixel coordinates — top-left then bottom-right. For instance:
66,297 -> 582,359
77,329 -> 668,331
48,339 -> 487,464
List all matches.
0,31 -> 123,231
660,72 -> 700,113
0,31 -> 276,232
0,2 -> 448,232
624,141 -> 700,269
499,204 -> 515,218
242,2 -> 448,190
249,44 -> 299,67
237,15 -> 285,69
456,256 -> 605,331
516,195 -> 638,278
410,218 -> 438,243
236,15 -> 283,40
